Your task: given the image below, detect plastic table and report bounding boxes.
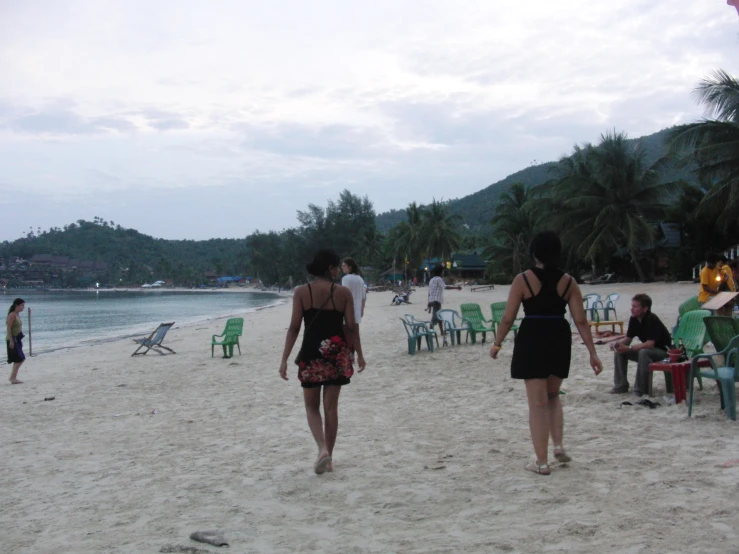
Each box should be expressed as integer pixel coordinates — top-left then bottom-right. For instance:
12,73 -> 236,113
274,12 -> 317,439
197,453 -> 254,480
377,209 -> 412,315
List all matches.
649,358 -> 711,404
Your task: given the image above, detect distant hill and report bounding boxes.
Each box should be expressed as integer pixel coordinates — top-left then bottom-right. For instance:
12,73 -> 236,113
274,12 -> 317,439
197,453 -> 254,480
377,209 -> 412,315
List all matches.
0,219 -> 247,285
375,127 -> 690,234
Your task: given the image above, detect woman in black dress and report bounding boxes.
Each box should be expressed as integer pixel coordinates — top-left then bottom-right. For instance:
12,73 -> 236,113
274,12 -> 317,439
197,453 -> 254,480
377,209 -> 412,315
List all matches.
279,250 -> 366,474
490,232 -> 602,475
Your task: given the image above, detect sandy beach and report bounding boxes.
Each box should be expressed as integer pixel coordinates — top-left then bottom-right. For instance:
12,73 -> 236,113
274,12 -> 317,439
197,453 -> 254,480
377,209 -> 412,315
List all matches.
2,282 -> 739,553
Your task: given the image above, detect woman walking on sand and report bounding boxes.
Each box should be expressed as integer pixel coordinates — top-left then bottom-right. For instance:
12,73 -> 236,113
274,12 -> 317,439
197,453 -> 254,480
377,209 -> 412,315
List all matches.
279,249 -> 366,474
490,232 -> 602,475
7,298 -> 26,384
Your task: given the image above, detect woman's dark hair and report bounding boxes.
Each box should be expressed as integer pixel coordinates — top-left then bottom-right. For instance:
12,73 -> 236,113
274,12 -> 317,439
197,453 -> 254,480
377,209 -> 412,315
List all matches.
8,298 -> 24,315
342,257 -> 360,275
306,249 -> 341,277
529,231 -> 562,268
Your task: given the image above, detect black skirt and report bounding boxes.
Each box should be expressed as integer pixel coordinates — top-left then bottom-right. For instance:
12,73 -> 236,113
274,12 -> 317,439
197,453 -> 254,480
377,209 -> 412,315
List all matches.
7,337 -> 26,364
511,318 -> 571,380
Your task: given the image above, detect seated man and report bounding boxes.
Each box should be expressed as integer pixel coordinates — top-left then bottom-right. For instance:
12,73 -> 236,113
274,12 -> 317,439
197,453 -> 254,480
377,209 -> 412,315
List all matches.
698,252 -> 723,304
609,293 -> 671,397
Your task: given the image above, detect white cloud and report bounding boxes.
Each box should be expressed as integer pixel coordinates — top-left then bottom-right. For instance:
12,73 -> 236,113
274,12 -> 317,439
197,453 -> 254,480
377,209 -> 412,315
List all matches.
0,0 -> 736,239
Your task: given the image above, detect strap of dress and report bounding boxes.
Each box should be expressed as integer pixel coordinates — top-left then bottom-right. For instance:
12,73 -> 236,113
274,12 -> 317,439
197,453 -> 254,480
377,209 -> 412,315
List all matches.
330,283 -> 336,310
307,283 -> 313,307
522,272 -> 536,297
561,276 -> 573,299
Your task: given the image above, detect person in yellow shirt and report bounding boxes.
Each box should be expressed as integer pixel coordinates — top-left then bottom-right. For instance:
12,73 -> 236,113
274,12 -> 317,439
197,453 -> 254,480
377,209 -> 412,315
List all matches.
718,256 -> 736,292
698,252 -> 722,304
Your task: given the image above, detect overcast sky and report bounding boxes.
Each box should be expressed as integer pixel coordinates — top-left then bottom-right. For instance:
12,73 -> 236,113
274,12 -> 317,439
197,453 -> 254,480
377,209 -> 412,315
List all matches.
0,1 -> 736,241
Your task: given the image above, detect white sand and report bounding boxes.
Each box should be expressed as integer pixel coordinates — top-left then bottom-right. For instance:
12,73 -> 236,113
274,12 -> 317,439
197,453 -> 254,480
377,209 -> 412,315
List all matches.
2,282 -> 739,553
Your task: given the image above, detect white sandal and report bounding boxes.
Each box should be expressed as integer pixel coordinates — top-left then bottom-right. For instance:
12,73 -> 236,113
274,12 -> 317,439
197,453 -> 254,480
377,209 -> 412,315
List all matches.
525,461 -> 551,475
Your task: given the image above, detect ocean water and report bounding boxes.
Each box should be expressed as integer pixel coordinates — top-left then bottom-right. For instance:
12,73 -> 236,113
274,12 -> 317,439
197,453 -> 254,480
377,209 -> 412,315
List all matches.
2,290 -> 283,354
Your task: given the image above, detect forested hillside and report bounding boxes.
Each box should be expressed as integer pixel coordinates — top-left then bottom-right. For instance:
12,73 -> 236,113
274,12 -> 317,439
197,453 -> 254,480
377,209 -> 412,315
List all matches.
375,127 -> 690,234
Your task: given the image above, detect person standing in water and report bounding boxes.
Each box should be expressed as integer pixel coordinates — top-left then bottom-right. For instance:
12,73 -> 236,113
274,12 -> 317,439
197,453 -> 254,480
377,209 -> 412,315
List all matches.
7,298 -> 26,384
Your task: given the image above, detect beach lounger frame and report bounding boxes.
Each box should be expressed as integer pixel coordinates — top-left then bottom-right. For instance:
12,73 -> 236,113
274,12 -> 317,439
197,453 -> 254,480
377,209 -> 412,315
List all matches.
132,322 -> 176,356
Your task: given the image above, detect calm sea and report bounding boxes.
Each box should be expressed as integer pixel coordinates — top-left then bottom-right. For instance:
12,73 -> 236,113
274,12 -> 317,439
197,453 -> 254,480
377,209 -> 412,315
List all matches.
2,290 -> 283,354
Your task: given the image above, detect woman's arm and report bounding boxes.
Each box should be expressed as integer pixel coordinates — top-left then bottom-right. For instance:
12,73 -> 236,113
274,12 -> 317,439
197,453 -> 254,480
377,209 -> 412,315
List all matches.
6,313 -> 15,349
489,274 -> 524,357
567,281 -> 603,374
279,289 -> 304,380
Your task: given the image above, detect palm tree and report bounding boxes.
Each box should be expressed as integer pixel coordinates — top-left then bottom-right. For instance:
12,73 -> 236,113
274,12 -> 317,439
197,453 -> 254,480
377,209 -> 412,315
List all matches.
548,132 -> 681,282
488,182 -> 537,277
391,202 -> 425,279
669,69 -> 739,233
421,198 -> 462,262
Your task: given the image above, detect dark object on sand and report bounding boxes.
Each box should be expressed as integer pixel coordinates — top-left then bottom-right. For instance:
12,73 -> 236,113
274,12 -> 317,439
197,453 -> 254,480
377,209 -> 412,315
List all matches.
160,545 -> 210,554
44,397 -> 55,401
190,530 -> 229,547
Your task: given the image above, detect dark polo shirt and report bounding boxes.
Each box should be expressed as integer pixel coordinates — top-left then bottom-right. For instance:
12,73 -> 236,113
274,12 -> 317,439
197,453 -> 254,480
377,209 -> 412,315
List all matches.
626,311 -> 671,351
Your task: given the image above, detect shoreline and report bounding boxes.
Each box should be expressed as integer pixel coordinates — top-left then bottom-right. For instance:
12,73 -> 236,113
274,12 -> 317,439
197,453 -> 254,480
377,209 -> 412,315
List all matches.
28,297 -> 290,356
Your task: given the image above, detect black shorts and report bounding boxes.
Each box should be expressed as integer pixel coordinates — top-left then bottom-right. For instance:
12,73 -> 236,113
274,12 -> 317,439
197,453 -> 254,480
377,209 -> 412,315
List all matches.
429,302 -> 442,322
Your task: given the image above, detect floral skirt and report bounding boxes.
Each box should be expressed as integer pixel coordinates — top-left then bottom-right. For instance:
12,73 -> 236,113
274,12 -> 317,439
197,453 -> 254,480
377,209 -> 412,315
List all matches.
297,335 -> 354,388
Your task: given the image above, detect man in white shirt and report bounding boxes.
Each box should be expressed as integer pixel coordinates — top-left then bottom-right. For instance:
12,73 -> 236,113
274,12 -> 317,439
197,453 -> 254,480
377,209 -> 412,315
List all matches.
427,265 -> 446,336
341,258 -> 366,325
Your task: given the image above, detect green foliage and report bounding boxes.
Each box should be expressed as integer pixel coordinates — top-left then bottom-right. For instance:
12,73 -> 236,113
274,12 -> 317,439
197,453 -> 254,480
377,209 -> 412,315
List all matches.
0,218 -> 247,286
669,69 -> 739,235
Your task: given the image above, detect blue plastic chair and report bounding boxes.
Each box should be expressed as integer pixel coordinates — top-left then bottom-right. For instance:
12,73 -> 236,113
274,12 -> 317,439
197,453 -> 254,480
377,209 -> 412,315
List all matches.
594,293 -> 620,321
436,309 -> 473,346
583,293 -> 601,321
688,335 -> 739,420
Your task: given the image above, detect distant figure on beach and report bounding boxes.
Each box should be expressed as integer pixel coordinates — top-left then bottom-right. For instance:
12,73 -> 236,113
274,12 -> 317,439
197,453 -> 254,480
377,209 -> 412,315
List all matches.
490,232 -> 602,476
7,298 -> 26,384
427,265 -> 446,338
341,257 -> 366,325
609,294 -> 671,397
279,249 -> 366,474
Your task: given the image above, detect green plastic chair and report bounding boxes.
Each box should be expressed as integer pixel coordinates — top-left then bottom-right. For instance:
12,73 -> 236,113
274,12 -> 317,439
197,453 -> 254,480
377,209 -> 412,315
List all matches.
490,302 -> 519,339
678,296 -> 701,318
436,309 -> 473,346
704,316 -> 739,353
406,314 -> 440,348
688,335 -> 739,420
211,317 -> 244,358
400,318 -> 436,354
460,303 -> 495,344
674,309 -> 711,392
673,310 -> 711,358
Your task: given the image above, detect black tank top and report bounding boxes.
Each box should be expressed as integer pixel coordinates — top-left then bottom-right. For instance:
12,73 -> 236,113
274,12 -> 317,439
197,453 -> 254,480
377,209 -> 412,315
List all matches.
521,267 -> 572,317
297,283 -> 346,364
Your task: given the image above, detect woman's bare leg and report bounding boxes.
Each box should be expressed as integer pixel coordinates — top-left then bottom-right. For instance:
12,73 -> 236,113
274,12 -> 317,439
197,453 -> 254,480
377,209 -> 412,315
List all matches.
303,388 -> 328,461
322,386 -> 341,459
524,379 -> 550,464
9,361 -> 23,384
546,376 -> 564,449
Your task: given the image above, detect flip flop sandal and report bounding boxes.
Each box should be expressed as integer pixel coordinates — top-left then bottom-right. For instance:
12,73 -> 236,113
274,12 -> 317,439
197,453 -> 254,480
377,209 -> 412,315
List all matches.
553,447 -> 572,463
525,461 -> 551,475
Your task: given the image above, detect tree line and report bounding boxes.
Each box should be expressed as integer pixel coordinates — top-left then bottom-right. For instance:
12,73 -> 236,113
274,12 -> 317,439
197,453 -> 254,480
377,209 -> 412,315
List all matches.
0,69 -> 735,287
